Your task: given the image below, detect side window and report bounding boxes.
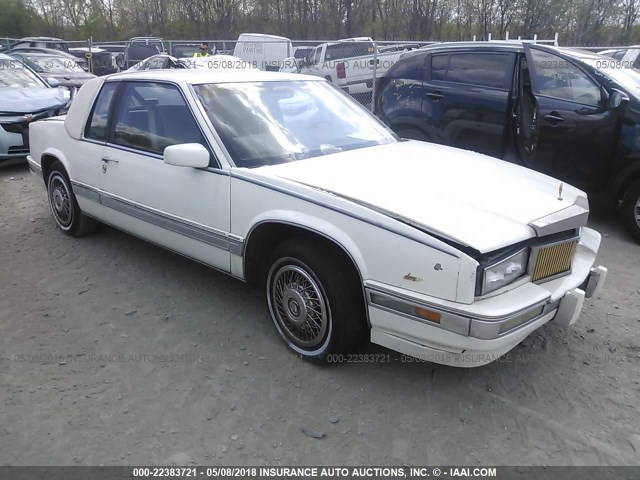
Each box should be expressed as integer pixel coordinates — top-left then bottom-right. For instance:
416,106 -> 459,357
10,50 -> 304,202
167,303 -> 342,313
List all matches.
388,52 -> 428,81
529,49 -> 601,106
112,82 -> 209,159
85,82 -> 119,141
431,54 -> 448,82
431,53 -> 511,89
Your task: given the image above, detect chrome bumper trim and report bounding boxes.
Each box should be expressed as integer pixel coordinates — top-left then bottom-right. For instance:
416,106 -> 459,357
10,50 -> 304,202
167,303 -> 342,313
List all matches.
26,156 -> 42,175
366,286 -> 556,341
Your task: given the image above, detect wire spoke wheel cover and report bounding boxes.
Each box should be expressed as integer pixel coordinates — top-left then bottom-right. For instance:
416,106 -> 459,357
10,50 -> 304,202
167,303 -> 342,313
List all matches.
268,263 -> 329,350
48,173 -> 74,230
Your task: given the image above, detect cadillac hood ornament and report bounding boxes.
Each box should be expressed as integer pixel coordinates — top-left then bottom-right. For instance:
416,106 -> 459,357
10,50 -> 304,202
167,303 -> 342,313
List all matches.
558,182 -> 564,201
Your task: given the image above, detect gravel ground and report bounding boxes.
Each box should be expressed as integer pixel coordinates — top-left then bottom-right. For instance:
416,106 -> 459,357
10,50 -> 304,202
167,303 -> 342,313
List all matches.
0,163 -> 639,466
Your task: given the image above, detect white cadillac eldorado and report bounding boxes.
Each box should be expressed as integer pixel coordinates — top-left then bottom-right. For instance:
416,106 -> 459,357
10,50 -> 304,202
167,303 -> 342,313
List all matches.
27,70 -> 607,367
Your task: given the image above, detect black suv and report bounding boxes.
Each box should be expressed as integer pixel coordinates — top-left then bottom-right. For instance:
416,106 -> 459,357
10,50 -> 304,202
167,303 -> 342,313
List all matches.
375,42 -> 640,242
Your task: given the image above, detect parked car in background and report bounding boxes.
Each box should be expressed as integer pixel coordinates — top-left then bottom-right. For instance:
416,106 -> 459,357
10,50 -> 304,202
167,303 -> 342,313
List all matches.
180,55 -> 258,70
0,53 -> 70,163
170,43 -> 215,58
279,46 -> 315,72
95,44 -> 126,72
27,69 -> 606,367
127,54 -> 186,71
69,47 -> 118,76
128,54 -> 258,71
299,38 -> 410,104
233,33 -> 293,71
598,46 -> 640,71
7,47 -> 88,70
0,37 -> 70,54
123,37 -> 165,70
375,42 -> 640,242
10,52 -> 96,93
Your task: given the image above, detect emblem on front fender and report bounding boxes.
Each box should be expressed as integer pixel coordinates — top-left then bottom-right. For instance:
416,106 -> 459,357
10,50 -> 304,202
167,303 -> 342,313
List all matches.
102,164 -> 107,174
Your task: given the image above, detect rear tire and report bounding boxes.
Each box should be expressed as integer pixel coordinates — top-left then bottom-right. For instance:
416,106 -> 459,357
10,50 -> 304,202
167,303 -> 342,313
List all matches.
46,161 -> 97,237
621,178 -> 640,243
266,238 -> 367,363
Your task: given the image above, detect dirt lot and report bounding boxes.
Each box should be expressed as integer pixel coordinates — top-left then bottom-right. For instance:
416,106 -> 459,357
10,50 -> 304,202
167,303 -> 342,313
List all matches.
1,162 -> 639,467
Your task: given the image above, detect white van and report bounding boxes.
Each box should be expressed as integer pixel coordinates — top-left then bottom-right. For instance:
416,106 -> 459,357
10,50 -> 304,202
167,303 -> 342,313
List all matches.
233,33 -> 293,71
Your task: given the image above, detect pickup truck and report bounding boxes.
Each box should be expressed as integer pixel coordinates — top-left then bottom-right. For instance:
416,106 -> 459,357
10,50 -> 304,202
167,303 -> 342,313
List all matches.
376,42 -> 640,243
298,38 -> 410,104
26,69 -> 606,367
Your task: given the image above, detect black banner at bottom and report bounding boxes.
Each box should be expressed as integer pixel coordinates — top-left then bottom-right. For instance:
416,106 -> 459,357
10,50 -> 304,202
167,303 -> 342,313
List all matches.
0,466 -> 637,480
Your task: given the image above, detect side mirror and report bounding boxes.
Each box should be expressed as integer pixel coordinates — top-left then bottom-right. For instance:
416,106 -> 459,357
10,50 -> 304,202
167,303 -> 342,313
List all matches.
607,89 -> 629,109
47,77 -> 60,88
164,143 -> 209,168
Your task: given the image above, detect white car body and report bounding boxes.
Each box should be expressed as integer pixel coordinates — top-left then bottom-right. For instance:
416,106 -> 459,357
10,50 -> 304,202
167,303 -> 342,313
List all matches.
27,69 -> 607,367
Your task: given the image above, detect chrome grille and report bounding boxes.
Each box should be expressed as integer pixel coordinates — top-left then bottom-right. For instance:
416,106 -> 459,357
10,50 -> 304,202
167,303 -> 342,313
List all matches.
532,239 -> 577,282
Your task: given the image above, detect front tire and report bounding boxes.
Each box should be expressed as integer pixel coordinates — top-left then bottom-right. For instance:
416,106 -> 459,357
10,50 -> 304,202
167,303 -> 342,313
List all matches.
621,178 -> 640,243
47,162 -> 97,237
266,238 -> 367,363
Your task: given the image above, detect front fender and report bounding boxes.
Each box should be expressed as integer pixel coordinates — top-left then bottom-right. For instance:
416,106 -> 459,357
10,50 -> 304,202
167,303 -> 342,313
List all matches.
231,173 -> 474,303
245,210 -> 370,280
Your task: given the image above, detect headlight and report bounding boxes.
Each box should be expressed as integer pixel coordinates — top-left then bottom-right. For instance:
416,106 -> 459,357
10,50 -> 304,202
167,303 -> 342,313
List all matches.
481,248 -> 529,295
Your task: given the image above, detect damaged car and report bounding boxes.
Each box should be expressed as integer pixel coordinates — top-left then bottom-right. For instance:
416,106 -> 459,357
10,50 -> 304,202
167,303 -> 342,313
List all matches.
27,70 -> 606,367
0,53 -> 70,163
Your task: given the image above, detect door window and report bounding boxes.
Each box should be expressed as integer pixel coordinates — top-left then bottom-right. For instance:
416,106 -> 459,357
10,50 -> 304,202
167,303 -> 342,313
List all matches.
112,82 -> 209,158
85,82 -> 119,141
529,49 -> 601,106
430,53 -> 511,89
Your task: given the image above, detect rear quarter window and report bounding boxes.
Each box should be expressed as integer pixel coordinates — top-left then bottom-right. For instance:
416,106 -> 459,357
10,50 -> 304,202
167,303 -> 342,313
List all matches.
85,82 -> 119,141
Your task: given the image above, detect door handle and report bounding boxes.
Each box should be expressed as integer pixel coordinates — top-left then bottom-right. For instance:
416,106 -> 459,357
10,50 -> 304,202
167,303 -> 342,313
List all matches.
426,92 -> 444,100
101,156 -> 119,163
543,113 -> 564,124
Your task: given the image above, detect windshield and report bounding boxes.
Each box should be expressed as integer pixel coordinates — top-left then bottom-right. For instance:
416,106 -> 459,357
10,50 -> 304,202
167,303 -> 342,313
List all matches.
0,65 -> 46,88
29,56 -> 84,73
584,58 -> 640,99
173,45 -> 199,57
193,80 -> 396,167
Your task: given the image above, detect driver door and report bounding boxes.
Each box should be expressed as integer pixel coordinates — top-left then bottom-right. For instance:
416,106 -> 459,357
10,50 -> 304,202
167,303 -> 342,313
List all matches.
517,44 -> 620,191
99,80 -> 232,272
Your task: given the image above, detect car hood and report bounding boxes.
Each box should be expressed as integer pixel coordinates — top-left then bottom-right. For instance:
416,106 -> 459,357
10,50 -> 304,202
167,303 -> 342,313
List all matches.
0,87 -> 69,114
46,72 -> 96,85
254,141 -> 588,253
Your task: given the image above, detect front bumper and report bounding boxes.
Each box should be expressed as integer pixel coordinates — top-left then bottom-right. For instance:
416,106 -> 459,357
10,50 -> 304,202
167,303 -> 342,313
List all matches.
0,122 -> 29,159
366,227 -> 606,367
